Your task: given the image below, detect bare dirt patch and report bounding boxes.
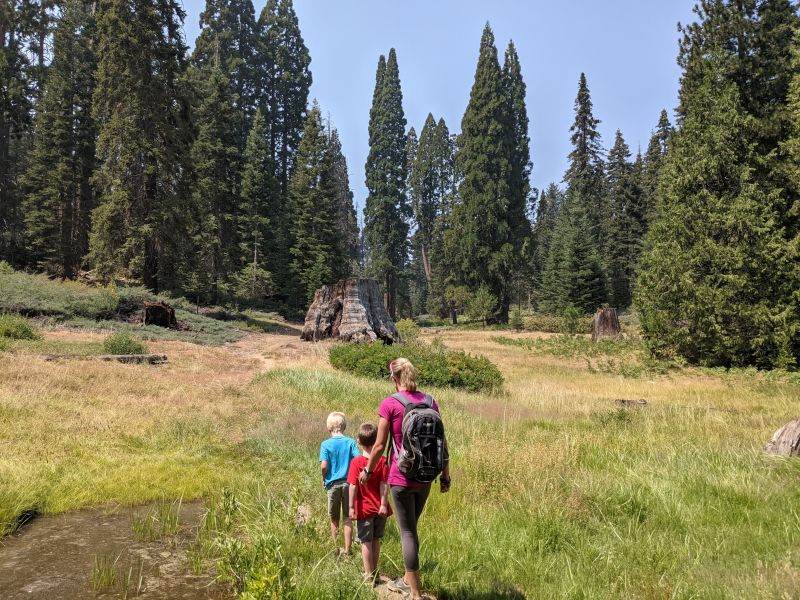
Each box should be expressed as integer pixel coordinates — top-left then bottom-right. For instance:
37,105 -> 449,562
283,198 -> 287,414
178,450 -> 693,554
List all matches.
0,501 -> 226,600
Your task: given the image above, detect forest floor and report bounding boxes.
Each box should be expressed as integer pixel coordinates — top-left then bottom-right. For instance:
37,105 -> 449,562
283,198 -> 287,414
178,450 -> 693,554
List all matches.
1,324 -> 799,598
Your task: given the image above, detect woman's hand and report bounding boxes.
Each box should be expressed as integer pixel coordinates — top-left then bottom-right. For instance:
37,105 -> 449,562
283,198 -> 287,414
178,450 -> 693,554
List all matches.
358,469 -> 370,486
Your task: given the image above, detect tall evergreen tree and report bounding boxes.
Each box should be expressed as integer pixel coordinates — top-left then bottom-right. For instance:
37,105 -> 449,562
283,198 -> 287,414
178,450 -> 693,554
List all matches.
255,0 -> 312,194
642,109 -> 673,219
288,103 -> 339,307
192,0 -> 257,148
363,49 -> 409,319
565,72 -> 607,249
637,53 -> 796,367
0,0 -> 34,266
531,183 -> 562,289
89,0 -> 192,292
450,24 -> 514,321
327,127 -> 359,277
22,0 -> 96,278
187,63 -> 240,303
605,130 -> 645,308
235,108 -> 276,305
502,40 -> 533,267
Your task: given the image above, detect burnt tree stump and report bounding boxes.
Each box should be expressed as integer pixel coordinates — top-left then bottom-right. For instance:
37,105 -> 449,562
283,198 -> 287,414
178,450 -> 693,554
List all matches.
301,278 -> 399,344
765,417 -> 800,457
592,307 -> 621,341
143,301 -> 177,329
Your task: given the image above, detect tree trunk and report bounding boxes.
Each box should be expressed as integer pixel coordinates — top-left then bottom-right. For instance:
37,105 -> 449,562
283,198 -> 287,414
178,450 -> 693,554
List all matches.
301,278 -> 399,343
592,307 -> 621,341
765,417 -> 800,457
143,301 -> 177,328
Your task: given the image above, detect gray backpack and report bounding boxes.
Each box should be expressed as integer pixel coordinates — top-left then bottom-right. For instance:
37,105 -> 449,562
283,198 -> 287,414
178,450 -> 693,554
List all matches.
390,392 -> 446,484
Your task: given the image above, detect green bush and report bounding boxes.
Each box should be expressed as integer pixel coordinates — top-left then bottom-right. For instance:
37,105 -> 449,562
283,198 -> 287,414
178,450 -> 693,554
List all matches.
509,308 -> 525,331
524,312 -> 592,334
0,261 -> 14,275
395,318 -> 421,344
329,341 -> 503,393
0,314 -> 41,340
103,331 -> 148,355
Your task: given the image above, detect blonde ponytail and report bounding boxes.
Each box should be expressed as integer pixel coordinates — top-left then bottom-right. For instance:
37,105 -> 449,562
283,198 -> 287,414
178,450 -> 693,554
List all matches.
389,357 -> 418,393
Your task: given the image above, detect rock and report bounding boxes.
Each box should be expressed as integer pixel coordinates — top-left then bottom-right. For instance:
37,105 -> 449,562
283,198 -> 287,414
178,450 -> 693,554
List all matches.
143,301 -> 177,329
592,307 -> 621,341
765,417 -> 800,457
301,278 -> 399,344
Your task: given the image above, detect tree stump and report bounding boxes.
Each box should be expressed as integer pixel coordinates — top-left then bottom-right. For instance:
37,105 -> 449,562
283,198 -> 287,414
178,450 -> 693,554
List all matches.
301,278 -> 399,344
592,307 -> 621,341
765,417 -> 800,457
143,301 -> 177,329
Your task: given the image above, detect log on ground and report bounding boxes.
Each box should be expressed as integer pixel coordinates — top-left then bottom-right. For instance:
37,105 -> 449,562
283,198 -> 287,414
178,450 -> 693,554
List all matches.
98,354 -> 168,365
765,417 -> 800,457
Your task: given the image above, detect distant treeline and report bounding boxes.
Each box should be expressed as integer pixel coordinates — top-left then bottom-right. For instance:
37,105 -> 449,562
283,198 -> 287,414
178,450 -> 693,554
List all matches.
1,0 -> 798,367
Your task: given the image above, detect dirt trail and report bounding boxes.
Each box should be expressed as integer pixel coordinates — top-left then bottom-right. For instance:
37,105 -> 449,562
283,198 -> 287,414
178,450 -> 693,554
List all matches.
0,502 -> 225,600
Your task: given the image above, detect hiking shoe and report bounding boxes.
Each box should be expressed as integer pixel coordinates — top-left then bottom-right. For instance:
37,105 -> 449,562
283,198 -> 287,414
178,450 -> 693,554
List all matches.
336,548 -> 353,560
386,577 -> 411,594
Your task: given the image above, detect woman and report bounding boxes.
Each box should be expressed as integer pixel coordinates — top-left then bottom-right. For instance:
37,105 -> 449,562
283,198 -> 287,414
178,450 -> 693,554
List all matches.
359,357 -> 450,600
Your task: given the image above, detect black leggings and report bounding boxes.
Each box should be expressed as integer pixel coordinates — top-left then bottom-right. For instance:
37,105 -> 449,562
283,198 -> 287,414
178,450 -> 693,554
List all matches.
390,484 -> 431,571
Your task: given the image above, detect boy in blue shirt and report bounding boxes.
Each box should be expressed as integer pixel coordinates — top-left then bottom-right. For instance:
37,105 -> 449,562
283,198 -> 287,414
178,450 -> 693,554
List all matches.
320,411 -> 359,556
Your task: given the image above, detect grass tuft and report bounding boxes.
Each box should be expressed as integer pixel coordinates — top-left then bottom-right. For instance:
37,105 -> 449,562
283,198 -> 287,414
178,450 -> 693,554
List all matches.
103,331 -> 148,355
90,553 -> 119,590
0,314 -> 41,340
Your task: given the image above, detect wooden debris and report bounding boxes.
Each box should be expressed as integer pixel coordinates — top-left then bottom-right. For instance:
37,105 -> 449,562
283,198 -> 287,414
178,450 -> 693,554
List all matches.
615,399 -> 647,408
765,417 -> 800,457
143,301 -> 177,329
98,354 -> 168,365
592,307 -> 621,341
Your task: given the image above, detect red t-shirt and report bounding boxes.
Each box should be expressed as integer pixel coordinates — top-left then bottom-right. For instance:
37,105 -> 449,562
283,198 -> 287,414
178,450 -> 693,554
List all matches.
346,455 -> 392,520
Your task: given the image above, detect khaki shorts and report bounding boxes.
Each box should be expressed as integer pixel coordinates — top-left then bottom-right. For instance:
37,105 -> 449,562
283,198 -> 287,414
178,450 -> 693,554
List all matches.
356,516 -> 387,543
326,481 -> 349,521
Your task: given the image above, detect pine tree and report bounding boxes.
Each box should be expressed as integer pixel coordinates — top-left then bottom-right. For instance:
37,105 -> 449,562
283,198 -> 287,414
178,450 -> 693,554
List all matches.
22,0 -> 96,279
187,63 -> 240,303
288,103 -> 339,307
327,127 -> 359,277
642,109 -> 673,219
235,108 -> 276,305
605,130 -> 645,308
566,73 -> 606,248
450,24 -> 514,321
363,49 -> 409,319
255,0 -> 312,194
637,53 -> 796,368
502,40 -> 533,269
192,0 -> 258,148
89,0 -> 192,292
0,0 -> 34,266
531,183 -> 562,290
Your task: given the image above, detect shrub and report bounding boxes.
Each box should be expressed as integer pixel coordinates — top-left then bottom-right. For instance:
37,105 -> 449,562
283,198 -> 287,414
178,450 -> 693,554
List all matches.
524,313 -> 592,334
395,318 -> 421,344
561,304 -> 582,335
103,331 -> 148,355
0,314 -> 41,340
329,341 -> 503,392
466,285 -> 498,325
509,308 -> 525,331
0,261 -> 14,275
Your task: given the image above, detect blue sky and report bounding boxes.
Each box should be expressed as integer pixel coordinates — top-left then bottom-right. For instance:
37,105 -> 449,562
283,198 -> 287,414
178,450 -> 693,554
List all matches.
182,0 -> 697,212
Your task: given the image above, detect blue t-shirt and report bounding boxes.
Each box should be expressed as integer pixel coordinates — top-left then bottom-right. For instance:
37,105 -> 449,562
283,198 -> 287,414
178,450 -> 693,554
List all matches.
319,435 -> 359,489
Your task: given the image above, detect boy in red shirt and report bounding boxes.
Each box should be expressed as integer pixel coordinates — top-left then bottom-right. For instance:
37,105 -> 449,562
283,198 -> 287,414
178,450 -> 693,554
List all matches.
347,422 -> 391,583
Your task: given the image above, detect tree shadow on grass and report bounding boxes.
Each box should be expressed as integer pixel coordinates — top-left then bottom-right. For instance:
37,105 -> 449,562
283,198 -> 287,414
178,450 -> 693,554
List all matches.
437,589 -> 526,600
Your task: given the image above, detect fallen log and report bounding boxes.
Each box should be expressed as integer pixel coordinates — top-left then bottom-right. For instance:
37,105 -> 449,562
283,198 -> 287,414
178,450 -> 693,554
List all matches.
98,354 -> 168,365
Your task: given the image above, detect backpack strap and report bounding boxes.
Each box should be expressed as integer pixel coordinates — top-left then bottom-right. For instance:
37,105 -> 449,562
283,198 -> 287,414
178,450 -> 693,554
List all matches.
391,391 -> 411,407
421,394 -> 434,409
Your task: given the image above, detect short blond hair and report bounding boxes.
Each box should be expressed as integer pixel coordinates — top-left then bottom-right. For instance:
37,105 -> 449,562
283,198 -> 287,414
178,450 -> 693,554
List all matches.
326,411 -> 346,433
389,357 -> 418,393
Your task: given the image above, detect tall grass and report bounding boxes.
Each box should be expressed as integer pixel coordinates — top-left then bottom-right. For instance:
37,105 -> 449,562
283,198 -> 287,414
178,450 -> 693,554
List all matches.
2,327 -> 800,597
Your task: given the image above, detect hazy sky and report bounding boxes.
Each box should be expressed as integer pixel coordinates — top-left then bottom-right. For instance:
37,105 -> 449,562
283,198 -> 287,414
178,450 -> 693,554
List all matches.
181,0 -> 697,212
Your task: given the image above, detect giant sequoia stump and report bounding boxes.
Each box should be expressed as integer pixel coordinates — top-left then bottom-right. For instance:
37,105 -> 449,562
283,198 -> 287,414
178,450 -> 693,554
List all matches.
592,307 -> 621,341
301,278 -> 399,343
143,301 -> 177,329
765,417 -> 800,457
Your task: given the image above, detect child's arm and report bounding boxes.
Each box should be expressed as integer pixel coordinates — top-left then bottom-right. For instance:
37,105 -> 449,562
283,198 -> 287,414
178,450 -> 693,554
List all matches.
378,479 -> 389,517
320,460 -> 328,488
348,483 -> 357,520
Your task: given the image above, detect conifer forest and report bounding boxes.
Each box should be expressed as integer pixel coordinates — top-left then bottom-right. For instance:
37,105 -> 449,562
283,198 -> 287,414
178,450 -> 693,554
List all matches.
2,0 -> 799,369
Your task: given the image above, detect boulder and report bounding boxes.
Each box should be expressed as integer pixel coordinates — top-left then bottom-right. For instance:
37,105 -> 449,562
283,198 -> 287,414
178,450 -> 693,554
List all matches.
301,278 -> 399,344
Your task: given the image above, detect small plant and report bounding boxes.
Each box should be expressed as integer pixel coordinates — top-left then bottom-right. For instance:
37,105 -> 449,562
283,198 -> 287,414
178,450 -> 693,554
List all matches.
103,331 -> 148,355
466,285 -> 498,326
119,561 -> 144,600
395,318 -> 421,344
561,304 -> 582,335
0,260 -> 14,274
0,314 -> 41,340
90,553 -> 119,590
131,498 -> 182,541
